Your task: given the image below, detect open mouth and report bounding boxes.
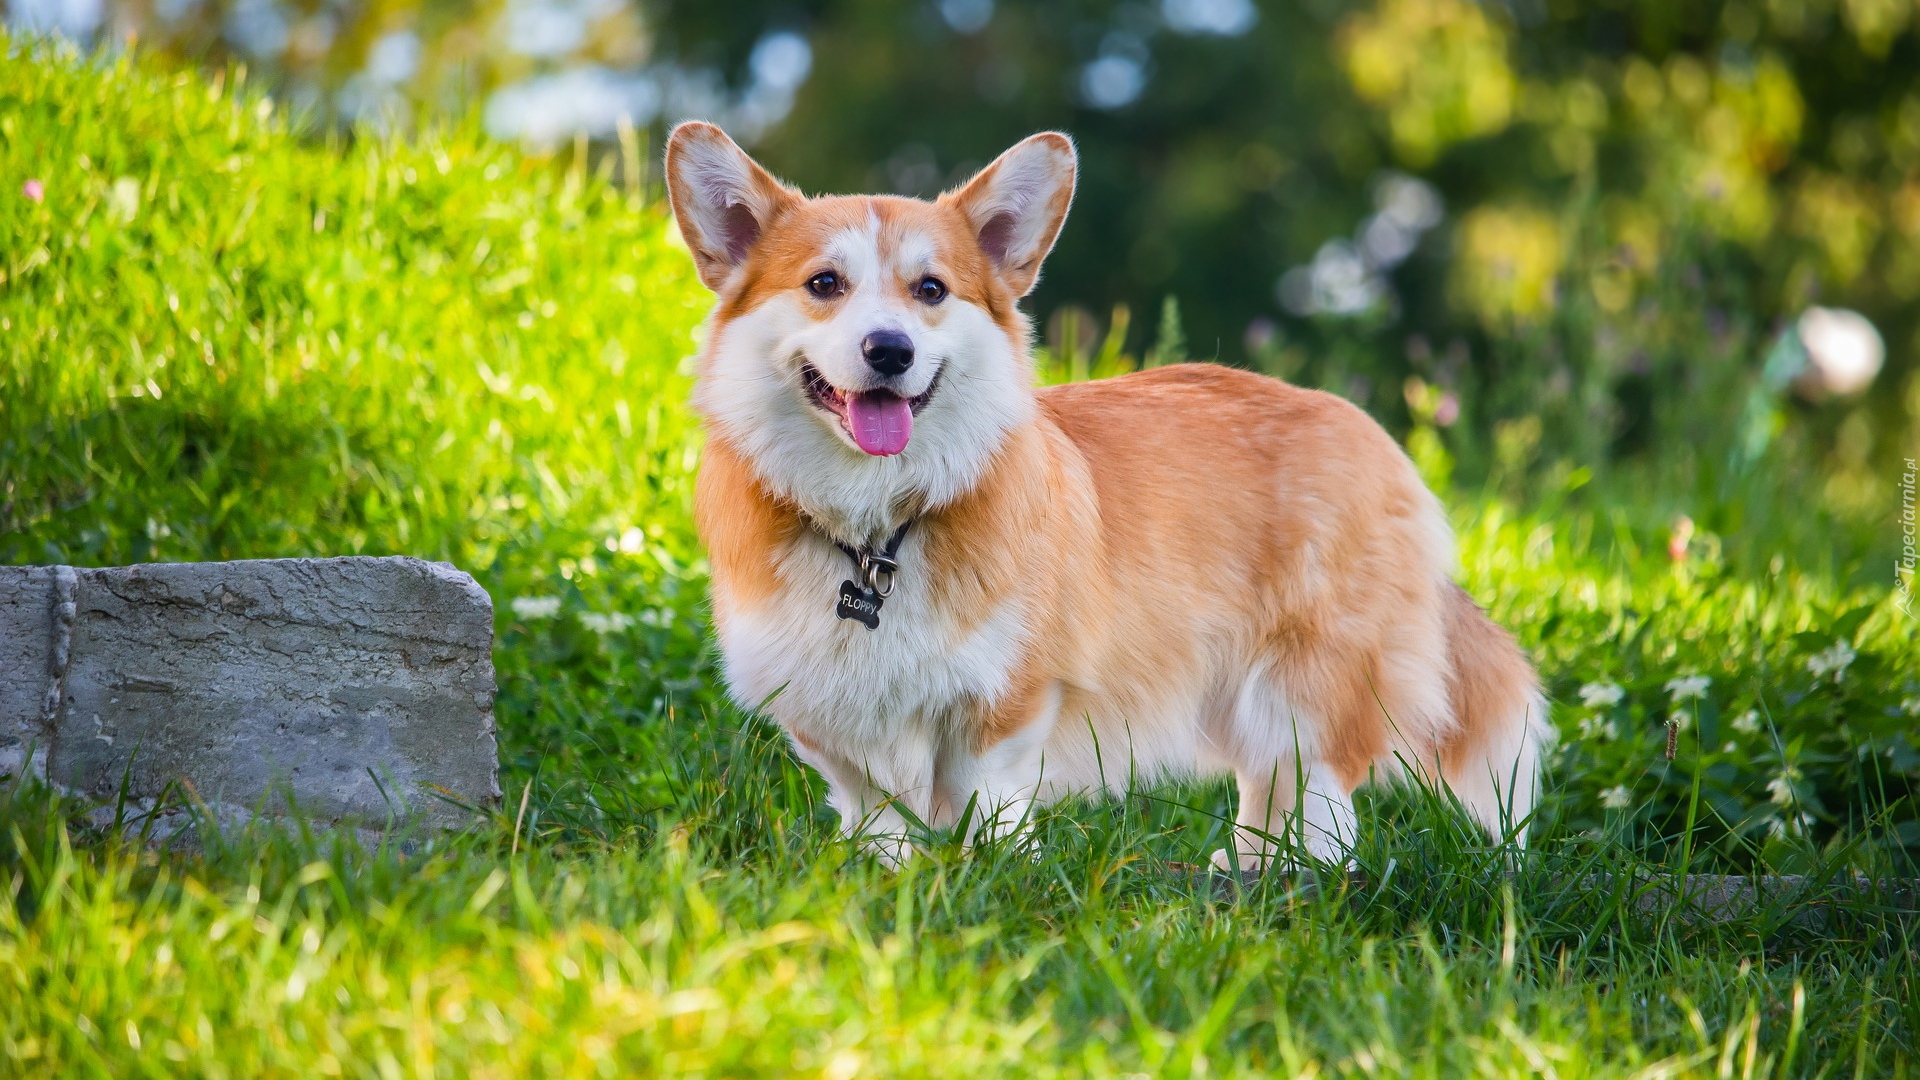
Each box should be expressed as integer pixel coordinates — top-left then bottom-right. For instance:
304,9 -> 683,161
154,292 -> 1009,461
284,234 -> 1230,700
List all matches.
800,360 -> 940,457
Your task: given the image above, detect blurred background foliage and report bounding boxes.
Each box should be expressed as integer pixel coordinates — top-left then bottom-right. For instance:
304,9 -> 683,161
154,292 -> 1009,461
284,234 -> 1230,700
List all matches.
8,0 -> 1920,576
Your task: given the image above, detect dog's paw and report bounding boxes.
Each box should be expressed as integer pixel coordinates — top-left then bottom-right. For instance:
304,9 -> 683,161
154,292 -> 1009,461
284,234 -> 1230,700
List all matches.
1209,846 -> 1264,874
856,833 -> 914,870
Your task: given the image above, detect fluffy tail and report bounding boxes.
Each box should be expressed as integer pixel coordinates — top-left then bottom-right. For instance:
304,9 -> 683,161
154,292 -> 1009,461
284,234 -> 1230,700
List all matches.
1438,583 -> 1550,845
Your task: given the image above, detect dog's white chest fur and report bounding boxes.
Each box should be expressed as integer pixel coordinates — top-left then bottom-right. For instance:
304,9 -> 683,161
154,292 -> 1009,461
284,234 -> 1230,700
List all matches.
713,533 -> 1031,753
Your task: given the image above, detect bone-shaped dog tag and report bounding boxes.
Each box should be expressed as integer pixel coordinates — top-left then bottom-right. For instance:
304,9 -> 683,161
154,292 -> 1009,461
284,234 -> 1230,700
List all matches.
836,580 -> 882,630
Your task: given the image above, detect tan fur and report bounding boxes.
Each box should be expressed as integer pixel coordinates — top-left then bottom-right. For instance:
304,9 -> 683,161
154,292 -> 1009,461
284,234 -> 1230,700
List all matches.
668,123 -> 1547,867
695,435 -> 801,613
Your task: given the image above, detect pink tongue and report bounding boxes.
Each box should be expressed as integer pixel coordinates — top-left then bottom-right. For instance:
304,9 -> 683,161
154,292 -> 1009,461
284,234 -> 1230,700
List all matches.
847,392 -> 912,456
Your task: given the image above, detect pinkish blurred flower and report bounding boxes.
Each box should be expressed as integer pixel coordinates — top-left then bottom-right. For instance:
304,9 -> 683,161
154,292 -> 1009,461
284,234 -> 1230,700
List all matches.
1668,514 -> 1694,562
22,179 -> 44,203
1433,390 -> 1460,427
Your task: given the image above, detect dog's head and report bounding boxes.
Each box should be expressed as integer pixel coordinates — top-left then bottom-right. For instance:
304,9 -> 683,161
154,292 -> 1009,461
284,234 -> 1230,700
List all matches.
666,122 -> 1076,534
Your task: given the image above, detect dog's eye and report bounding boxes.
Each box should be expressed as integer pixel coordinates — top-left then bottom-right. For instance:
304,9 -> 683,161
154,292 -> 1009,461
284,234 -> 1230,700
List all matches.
913,277 -> 948,305
806,271 -> 840,298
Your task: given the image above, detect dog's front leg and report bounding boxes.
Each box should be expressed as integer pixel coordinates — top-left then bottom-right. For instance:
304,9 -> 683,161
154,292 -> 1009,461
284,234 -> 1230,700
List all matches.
937,682 -> 1063,848
787,729 -> 937,867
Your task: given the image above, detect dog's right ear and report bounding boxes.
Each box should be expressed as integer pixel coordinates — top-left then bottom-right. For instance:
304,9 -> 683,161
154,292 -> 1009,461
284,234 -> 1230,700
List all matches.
665,122 -> 801,291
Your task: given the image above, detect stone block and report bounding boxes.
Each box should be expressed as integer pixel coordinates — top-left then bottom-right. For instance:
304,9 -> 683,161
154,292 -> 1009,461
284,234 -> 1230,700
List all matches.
0,557 -> 501,828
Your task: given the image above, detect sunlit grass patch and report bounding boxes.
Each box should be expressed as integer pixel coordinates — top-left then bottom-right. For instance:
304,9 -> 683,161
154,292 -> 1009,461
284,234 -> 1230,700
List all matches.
2,39 -> 1917,1079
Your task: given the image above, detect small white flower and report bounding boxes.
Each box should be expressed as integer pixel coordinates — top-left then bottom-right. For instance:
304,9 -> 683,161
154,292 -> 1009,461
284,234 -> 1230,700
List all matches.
1578,681 -> 1625,709
1903,696 -> 1920,717
1730,709 -> 1761,735
1665,675 -> 1711,702
578,611 -> 635,634
510,595 -> 562,620
1805,640 -> 1856,681
1600,785 -> 1634,809
1667,709 -> 1691,731
1766,766 -> 1802,807
1764,811 -> 1814,838
1577,714 -> 1611,740
1720,742 -> 1737,754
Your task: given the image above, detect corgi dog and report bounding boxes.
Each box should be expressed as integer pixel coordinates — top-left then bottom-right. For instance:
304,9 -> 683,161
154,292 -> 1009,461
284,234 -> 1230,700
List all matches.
666,121 -> 1548,870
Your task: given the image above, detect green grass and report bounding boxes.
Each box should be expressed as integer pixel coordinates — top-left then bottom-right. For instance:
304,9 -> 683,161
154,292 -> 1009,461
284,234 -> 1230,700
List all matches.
3,40 -> 1918,1078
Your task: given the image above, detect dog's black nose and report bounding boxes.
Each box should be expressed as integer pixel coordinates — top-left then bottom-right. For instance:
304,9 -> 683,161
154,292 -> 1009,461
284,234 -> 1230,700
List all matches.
862,330 -> 915,376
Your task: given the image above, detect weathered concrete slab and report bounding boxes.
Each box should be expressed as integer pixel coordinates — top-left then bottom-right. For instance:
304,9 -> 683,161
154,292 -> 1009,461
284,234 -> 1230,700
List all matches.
1,557 -> 501,828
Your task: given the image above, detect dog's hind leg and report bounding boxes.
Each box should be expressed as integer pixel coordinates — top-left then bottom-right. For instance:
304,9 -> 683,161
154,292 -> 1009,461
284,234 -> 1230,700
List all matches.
1207,671 -> 1359,872
1210,755 -> 1357,873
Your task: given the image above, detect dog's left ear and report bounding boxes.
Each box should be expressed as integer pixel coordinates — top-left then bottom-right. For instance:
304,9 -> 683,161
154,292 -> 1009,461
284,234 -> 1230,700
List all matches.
943,133 -> 1077,297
